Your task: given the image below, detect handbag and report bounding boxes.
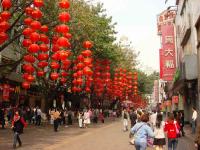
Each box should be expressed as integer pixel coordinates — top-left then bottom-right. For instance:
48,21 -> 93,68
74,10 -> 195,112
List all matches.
129,124 -> 144,145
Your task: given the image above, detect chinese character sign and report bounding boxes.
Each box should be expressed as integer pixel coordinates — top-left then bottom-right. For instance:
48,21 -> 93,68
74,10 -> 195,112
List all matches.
159,23 -> 176,81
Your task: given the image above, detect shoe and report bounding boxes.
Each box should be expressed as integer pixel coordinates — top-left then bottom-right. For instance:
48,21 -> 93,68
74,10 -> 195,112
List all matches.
19,142 -> 22,147
13,144 -> 16,149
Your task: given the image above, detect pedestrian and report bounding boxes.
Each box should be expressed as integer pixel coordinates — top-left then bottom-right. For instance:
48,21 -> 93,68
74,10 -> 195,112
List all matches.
99,110 -> 104,123
122,108 -> 129,131
195,125 -> 200,150
0,107 -> 5,129
192,107 -> 198,134
53,108 -> 60,132
178,111 -> 185,136
164,113 -> 180,150
153,113 -> 166,150
11,110 -> 27,149
150,110 -> 157,128
83,109 -> 90,128
130,113 -> 154,150
129,109 -> 137,128
36,107 -> 42,126
78,110 -> 83,128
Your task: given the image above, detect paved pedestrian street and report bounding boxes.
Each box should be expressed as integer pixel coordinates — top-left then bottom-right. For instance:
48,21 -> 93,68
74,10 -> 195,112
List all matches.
0,120 -> 196,150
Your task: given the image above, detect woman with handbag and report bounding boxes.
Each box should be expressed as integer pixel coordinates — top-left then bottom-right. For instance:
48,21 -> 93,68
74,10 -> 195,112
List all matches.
130,113 -> 154,150
153,113 -> 166,150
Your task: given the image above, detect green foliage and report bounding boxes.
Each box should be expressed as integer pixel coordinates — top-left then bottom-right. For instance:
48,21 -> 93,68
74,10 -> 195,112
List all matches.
138,71 -> 159,94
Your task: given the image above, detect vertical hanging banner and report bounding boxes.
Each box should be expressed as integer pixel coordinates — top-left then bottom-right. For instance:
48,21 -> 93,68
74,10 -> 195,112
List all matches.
157,10 -> 177,82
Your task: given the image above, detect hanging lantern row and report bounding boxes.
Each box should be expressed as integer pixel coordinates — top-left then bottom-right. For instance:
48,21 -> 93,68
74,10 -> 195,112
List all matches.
0,0 -> 12,45
72,41 -> 93,93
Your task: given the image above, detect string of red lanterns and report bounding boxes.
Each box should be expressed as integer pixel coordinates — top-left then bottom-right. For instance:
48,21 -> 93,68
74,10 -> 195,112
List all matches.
0,0 -> 12,45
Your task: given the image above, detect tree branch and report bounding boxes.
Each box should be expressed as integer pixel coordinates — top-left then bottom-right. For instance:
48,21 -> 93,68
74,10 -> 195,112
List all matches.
0,33 -> 22,52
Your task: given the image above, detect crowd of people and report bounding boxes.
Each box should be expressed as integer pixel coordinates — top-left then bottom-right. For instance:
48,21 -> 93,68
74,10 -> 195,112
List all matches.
121,107 -> 199,150
0,105 -> 120,149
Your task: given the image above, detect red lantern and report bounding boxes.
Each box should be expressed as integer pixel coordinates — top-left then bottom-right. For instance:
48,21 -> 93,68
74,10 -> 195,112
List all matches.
34,0 -> 44,7
30,20 -> 41,30
59,50 -> 71,60
0,21 -> 10,32
85,87 -> 91,93
1,11 -> 11,21
26,74 -> 35,82
56,37 -> 70,47
63,33 -> 72,39
40,25 -> 48,32
24,17 -> 33,25
0,32 -> 8,44
52,44 -> 59,52
50,62 -> 60,69
77,78 -> 83,85
28,44 -> 40,53
25,7 -> 33,16
37,53 -> 48,61
22,28 -> 34,37
23,55 -> 36,63
2,0 -> 12,9
22,64 -> 35,73
38,61 -> 48,68
83,41 -> 93,49
30,32 -> 40,42
77,70 -> 83,76
51,52 -> 60,61
81,49 -> 92,57
52,36 -> 59,44
62,59 -> 71,66
58,12 -> 70,22
22,73 -> 29,80
84,58 -> 92,66
31,9 -> 42,19
22,82 -> 30,89
50,72 -> 59,80
83,66 -> 93,76
39,44 -> 49,52
37,70 -> 45,77
77,63 -> 84,70
77,55 -> 84,62
61,71 -> 68,77
40,34 -> 49,44
60,78 -> 67,83
56,24 -> 69,33
59,0 -> 70,9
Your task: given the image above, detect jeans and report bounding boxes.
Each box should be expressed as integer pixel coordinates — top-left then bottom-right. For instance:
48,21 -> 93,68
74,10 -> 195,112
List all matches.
36,115 -> 41,126
135,142 -> 147,150
192,120 -> 196,134
54,119 -> 59,132
168,138 -> 178,150
13,132 -> 21,146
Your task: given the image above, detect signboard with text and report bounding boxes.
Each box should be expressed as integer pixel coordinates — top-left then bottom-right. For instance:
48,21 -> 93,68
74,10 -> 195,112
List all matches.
157,10 -> 176,81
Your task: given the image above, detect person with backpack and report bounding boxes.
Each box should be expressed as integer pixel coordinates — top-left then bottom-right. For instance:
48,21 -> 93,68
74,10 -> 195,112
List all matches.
130,113 -> 154,150
11,110 -> 27,149
164,113 -> 180,150
153,113 -> 166,150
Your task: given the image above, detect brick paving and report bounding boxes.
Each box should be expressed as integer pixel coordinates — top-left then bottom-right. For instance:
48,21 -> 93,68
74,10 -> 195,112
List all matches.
0,120 -> 197,150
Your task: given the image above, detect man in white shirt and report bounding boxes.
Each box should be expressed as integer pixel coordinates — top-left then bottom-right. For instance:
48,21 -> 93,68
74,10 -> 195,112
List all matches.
192,107 -> 198,134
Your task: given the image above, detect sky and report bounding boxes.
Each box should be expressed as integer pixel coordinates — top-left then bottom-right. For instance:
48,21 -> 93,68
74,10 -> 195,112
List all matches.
92,0 -> 175,73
